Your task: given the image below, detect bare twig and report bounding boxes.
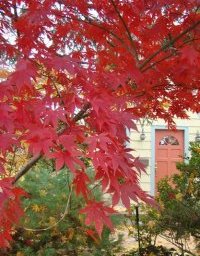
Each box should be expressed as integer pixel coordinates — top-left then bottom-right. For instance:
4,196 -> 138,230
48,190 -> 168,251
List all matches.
109,0 -> 139,64
22,185 -> 73,232
73,15 -> 134,56
13,3 -> 20,38
141,53 -> 175,72
159,234 -> 196,256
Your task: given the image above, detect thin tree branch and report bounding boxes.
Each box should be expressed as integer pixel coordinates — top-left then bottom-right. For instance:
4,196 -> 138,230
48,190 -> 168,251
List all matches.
73,102 -> 91,122
139,20 -> 200,70
109,0 -> 139,64
141,52 -> 175,72
13,154 -> 42,184
13,3 -> 20,38
141,37 -> 200,72
73,15 -> 135,57
54,4 -> 135,58
13,103 -> 91,184
159,234 -> 196,256
52,4 -> 131,56
22,185 -> 73,232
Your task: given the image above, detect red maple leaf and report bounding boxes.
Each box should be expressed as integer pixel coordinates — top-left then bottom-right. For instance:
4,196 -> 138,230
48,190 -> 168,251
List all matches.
50,150 -> 84,172
73,170 -> 90,199
0,133 -> 18,154
85,229 -> 100,244
8,59 -> 37,92
80,201 -> 115,236
25,127 -> 57,156
0,178 -> 27,248
0,0 -> 200,248
180,45 -> 199,65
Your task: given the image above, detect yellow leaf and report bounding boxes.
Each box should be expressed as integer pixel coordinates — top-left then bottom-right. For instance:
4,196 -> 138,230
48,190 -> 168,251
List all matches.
39,190 -> 47,197
149,253 -> 156,256
66,228 -> 74,240
61,235 -> 68,243
176,193 -> 183,201
61,193 -> 67,199
49,216 -> 57,225
16,252 -> 25,256
51,229 -> 59,236
147,220 -> 156,229
0,69 -> 10,79
31,204 -> 42,212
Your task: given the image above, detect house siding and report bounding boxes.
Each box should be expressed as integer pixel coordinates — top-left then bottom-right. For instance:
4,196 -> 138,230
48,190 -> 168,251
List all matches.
129,112 -> 200,196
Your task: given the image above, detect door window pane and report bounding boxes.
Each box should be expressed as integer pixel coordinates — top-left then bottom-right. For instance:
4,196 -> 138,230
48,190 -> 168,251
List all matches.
159,135 -> 179,145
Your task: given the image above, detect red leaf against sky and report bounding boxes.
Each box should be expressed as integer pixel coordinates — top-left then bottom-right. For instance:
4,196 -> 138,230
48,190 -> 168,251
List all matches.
8,59 -> 37,92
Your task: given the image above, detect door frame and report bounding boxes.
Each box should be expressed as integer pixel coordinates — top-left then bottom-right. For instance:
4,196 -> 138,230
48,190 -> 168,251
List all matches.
150,125 -> 189,196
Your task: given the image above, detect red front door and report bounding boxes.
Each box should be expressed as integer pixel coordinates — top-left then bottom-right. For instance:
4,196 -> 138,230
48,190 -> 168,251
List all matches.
155,130 -> 184,190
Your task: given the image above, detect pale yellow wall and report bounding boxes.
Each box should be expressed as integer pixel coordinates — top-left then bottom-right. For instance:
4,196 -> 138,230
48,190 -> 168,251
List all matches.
129,112 -> 200,195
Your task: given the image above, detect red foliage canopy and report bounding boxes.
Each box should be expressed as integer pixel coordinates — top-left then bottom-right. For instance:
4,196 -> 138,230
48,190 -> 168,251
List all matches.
0,0 -> 200,247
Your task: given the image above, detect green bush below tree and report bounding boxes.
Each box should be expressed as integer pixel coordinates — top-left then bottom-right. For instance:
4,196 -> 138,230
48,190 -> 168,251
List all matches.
6,161 -> 123,256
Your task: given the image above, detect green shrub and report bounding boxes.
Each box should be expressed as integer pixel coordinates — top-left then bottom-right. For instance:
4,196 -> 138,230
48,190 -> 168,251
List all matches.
124,204 -> 160,247
8,160 -> 123,256
124,142 -> 200,256
157,142 -> 200,244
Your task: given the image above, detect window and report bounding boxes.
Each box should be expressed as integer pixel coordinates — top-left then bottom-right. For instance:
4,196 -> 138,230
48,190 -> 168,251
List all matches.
159,135 -> 179,145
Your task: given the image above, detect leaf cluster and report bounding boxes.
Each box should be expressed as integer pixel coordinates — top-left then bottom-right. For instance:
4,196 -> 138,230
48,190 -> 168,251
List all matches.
8,161 -> 123,256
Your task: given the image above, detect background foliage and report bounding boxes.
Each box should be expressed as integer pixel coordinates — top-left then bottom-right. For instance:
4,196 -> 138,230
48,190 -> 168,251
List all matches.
124,142 -> 200,256
7,161 -> 123,256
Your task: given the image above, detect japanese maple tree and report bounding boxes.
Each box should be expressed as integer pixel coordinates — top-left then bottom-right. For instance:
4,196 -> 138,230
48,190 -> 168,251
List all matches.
0,0 -> 200,247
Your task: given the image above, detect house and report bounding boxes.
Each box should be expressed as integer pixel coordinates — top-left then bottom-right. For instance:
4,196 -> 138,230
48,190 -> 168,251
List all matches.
129,113 -> 200,196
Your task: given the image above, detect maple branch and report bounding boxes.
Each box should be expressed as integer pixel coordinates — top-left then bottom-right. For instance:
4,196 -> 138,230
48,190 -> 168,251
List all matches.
159,234 -> 196,256
13,155 -> 42,184
73,102 -> 91,122
83,18 -> 132,53
13,3 -> 20,38
109,0 -> 139,64
139,19 -> 200,70
54,4 -> 139,61
141,37 -> 200,72
67,12 -> 135,57
13,103 -> 91,184
141,52 -> 175,73
53,5 -> 133,56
